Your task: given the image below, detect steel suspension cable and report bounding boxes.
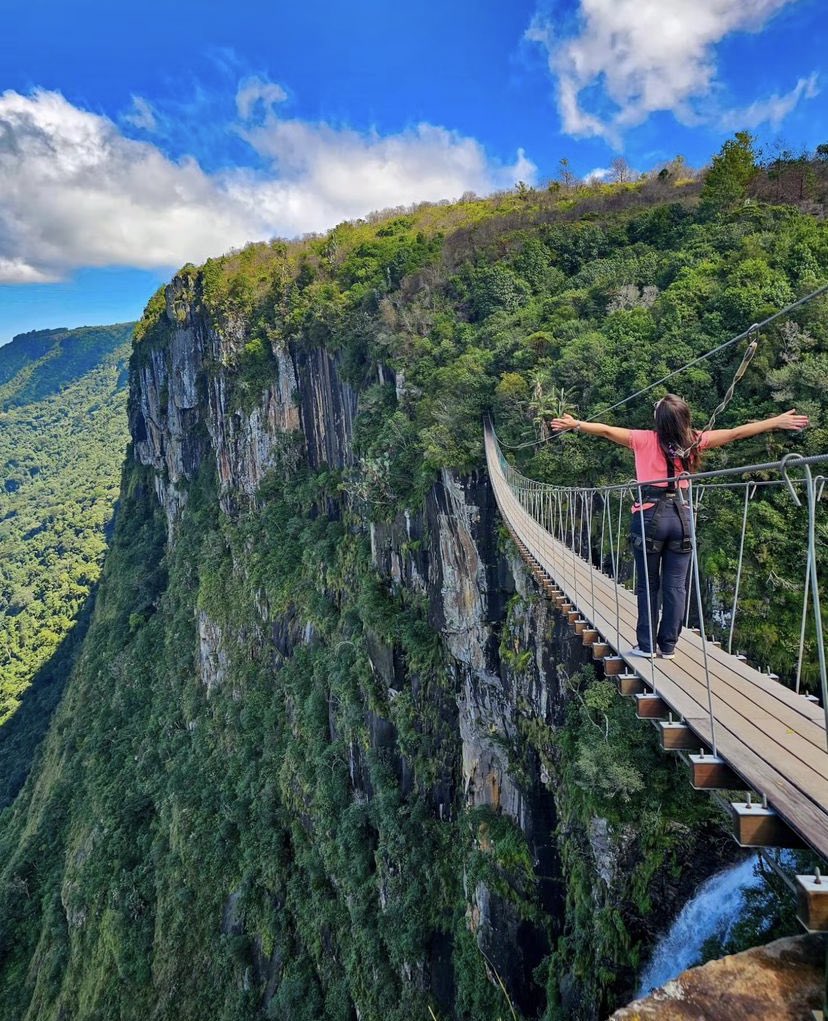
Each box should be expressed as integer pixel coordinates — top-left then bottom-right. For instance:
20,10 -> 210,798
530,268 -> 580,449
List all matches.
804,467 -> 828,748
606,490 -> 622,648
682,479 -> 718,757
587,492 -> 596,621
635,483 -> 657,690
727,483 -> 756,655
599,494 -> 608,573
499,281 -> 828,452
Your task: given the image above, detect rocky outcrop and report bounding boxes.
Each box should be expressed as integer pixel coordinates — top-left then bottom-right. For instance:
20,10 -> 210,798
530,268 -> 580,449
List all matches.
368,465 -> 580,1014
131,273 -> 357,526
197,610 -> 229,695
610,934 -> 825,1020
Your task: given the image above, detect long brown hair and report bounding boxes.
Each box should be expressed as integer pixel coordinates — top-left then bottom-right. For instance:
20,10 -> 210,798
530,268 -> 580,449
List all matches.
654,394 -> 701,474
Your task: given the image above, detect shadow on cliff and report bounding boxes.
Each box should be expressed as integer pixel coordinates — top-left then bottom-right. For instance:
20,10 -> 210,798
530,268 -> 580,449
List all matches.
0,584 -> 98,810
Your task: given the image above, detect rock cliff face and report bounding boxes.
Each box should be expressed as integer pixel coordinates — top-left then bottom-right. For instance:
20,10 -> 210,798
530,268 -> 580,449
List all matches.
127,275 -> 598,1011
130,274 -> 356,527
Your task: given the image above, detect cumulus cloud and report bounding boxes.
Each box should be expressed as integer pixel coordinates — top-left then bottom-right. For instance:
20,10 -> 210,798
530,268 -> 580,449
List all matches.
234,115 -> 536,234
0,89 -> 260,284
526,0 -> 815,145
0,88 -> 535,284
584,166 -> 611,182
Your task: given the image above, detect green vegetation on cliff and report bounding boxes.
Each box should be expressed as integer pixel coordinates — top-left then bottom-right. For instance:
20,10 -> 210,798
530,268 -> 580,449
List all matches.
1,142 -> 826,1021
0,324 -> 133,803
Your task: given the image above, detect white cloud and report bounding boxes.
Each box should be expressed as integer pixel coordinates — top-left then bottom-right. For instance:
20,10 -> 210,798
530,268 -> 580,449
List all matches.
0,257 -> 58,284
527,0 -> 813,145
0,88 -> 536,284
584,166 -> 611,182
719,71 -> 820,131
123,95 -> 158,132
234,116 -> 536,235
235,76 -> 288,120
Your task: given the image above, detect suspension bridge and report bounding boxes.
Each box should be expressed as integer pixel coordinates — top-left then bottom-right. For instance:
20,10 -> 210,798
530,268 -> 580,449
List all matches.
483,419 -> 828,938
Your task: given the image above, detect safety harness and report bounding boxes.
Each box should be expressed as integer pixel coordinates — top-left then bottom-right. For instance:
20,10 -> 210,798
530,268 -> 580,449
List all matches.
631,452 -> 692,554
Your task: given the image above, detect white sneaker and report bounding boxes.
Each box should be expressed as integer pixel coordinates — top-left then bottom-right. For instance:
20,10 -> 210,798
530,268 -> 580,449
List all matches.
658,651 -> 676,660
628,646 -> 655,659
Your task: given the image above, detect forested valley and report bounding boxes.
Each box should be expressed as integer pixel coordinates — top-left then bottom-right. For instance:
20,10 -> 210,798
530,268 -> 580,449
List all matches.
0,323 -> 132,804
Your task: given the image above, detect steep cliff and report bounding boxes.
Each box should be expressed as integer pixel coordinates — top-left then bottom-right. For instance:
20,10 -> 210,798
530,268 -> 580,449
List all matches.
1,187 -> 823,1021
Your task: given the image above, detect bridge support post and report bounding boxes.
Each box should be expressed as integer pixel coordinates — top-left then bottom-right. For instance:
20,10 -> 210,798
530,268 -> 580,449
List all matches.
797,873 -> 828,932
603,656 -> 623,676
730,801 -> 806,849
592,641 -> 611,660
617,673 -> 644,696
581,628 -> 599,646
689,753 -> 741,790
635,693 -> 668,719
658,721 -> 703,751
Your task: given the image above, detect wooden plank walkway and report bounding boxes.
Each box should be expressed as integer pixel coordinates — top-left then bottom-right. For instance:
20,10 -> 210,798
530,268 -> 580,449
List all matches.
484,422 -> 828,860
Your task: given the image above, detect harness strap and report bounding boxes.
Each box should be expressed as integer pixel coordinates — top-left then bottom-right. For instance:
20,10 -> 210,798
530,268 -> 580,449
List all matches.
634,452 -> 691,554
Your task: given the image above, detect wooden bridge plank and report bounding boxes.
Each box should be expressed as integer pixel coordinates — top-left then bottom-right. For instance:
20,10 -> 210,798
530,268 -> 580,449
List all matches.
561,554 -> 825,739
515,513 -> 828,794
554,550 -> 828,772
550,553 -> 828,801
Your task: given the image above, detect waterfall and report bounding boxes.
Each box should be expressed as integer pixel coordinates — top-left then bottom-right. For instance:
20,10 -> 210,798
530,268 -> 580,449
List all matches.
636,854 -> 763,996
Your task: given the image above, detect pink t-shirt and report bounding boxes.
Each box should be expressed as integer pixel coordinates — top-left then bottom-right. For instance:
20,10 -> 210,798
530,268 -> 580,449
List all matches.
629,430 -> 710,509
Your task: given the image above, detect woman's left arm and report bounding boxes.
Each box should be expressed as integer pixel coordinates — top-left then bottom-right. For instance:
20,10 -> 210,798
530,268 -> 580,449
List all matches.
702,409 -> 809,449
550,414 -> 632,448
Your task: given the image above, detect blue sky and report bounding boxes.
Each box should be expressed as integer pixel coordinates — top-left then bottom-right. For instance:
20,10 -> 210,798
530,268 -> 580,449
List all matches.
1,0 -> 825,344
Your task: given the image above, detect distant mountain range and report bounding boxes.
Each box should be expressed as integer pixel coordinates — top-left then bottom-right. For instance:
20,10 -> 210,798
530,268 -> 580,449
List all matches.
0,322 -> 134,805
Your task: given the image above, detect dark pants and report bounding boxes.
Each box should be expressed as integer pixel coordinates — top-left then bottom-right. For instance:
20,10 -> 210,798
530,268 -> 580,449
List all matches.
632,502 -> 691,655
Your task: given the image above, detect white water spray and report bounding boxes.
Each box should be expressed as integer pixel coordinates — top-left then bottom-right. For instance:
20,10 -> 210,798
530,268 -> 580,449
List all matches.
636,854 -> 762,996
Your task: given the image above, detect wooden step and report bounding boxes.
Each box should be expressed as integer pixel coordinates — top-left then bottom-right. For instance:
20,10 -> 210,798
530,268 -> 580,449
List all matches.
635,693 -> 668,719
617,673 -> 644,696
689,753 -> 742,790
603,656 -> 624,676
731,801 -> 806,849
658,721 -> 704,751
796,873 -> 828,932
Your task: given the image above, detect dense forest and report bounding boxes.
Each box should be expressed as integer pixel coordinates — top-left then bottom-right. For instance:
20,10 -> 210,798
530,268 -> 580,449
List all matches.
0,324 -> 132,804
0,136 -> 825,1021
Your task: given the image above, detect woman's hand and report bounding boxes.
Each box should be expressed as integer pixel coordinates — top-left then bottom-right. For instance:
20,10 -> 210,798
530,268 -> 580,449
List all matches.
550,413 -> 579,432
773,409 -> 809,431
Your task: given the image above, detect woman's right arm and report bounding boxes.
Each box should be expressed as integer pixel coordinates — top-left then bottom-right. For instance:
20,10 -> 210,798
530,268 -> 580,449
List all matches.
702,409 -> 809,449
550,413 -> 632,448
